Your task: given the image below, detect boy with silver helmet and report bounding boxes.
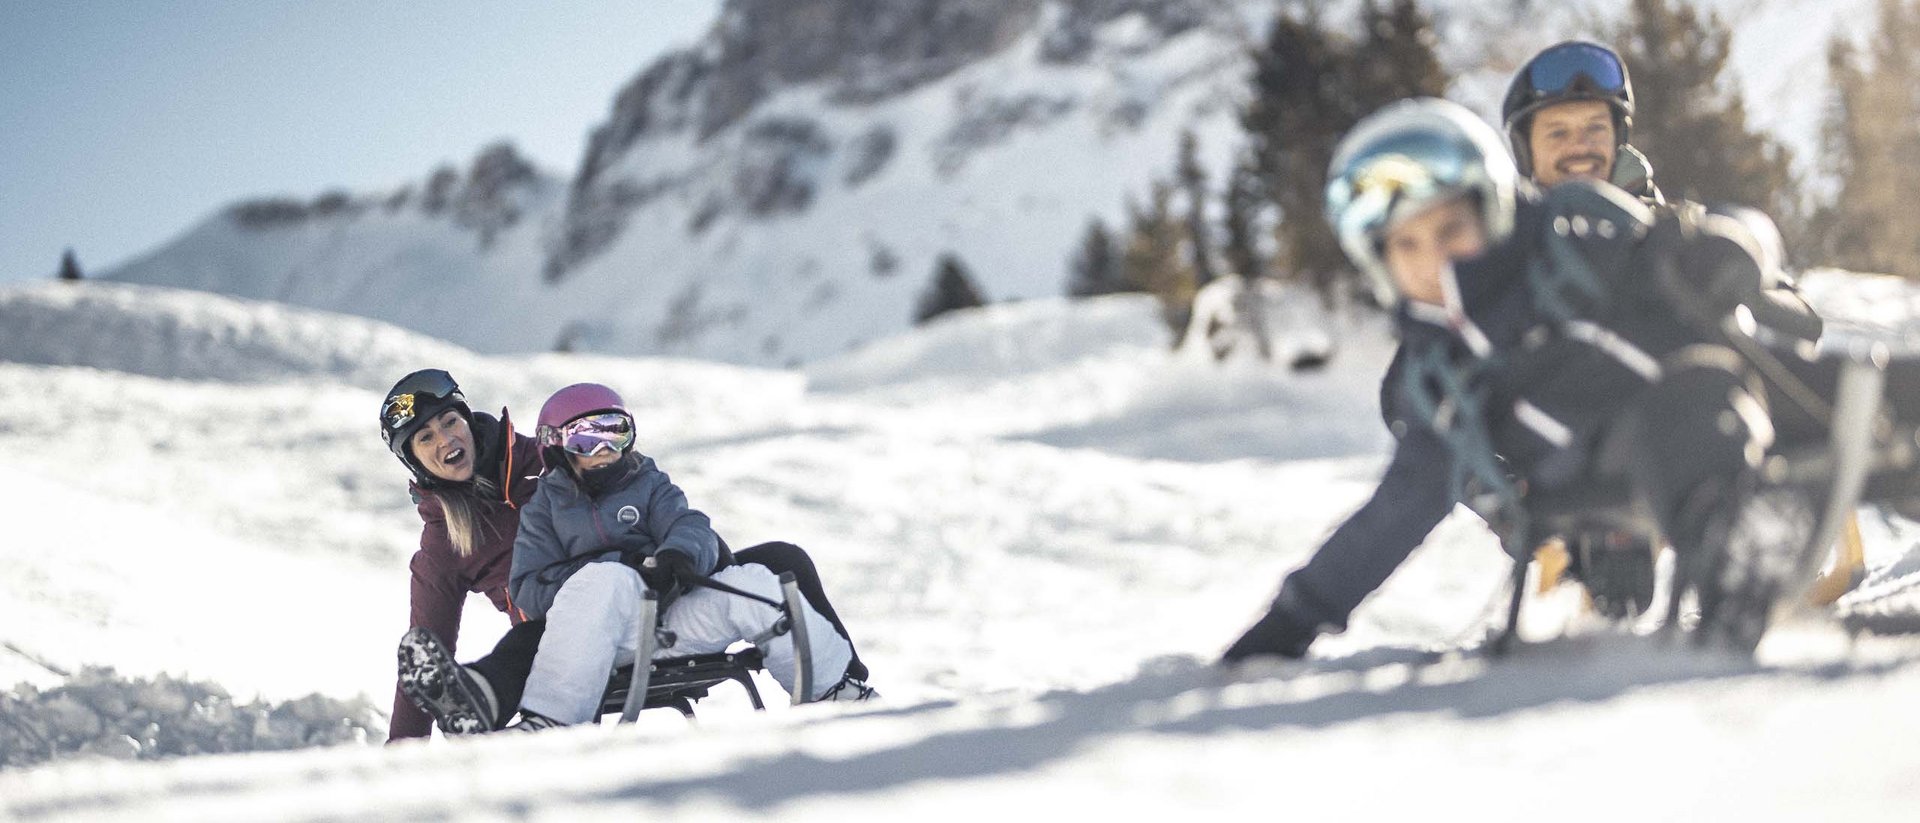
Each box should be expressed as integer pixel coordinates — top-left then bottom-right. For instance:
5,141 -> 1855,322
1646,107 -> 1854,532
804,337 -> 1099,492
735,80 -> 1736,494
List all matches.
1224,98 -> 1920,662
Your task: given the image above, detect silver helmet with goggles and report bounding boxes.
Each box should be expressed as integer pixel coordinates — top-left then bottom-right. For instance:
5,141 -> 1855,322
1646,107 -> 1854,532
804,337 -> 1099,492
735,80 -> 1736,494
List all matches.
1324,97 -> 1518,306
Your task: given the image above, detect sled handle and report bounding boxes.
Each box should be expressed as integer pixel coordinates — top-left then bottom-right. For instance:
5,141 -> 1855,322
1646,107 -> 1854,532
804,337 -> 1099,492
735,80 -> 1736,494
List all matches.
618,589 -> 660,723
779,572 -> 813,705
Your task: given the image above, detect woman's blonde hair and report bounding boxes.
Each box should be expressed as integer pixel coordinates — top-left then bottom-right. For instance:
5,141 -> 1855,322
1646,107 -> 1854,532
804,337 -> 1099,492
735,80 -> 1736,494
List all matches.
433,485 -> 499,558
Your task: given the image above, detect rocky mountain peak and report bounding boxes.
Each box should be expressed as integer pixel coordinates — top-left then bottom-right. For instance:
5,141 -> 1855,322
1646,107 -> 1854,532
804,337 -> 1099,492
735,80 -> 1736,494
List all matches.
552,0 -> 1244,282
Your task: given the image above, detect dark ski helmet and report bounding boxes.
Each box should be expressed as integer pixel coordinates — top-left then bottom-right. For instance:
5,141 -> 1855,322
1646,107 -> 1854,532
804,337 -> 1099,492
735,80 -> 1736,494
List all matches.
1325,98 -> 1518,306
379,368 -> 471,480
535,383 -> 634,470
1501,40 -> 1634,177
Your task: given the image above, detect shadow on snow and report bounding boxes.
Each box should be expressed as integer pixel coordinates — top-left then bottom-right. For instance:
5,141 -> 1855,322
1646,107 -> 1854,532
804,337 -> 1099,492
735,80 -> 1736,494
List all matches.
590,634 -> 1917,810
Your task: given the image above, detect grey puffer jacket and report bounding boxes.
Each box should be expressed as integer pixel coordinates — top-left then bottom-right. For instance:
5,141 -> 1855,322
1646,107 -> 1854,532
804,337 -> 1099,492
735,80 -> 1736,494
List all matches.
508,452 -> 719,620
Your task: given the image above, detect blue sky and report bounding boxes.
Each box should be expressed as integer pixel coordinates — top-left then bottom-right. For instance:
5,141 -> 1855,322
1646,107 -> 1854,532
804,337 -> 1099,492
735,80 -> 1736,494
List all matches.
0,0 -> 722,284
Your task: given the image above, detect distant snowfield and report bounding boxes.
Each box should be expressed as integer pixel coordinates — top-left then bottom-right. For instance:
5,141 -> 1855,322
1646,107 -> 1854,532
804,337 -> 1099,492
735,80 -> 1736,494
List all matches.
3,281 -> 1919,820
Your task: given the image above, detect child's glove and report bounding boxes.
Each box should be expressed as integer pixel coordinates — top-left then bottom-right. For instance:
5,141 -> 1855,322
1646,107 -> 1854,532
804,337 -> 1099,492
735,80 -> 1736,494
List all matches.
640,549 -> 698,594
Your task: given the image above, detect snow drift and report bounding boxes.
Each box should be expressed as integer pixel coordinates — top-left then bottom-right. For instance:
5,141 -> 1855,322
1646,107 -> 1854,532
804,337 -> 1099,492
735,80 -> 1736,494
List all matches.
2,279 -> 1918,820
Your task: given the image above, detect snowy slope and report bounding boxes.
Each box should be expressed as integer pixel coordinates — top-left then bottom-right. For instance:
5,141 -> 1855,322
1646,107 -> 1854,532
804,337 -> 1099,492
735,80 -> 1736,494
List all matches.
4,279 -> 1920,819
99,0 -> 1883,368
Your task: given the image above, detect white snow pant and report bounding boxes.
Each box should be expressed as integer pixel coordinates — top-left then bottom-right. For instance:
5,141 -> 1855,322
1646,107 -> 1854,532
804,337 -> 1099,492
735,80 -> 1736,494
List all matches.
520,561 -> 854,725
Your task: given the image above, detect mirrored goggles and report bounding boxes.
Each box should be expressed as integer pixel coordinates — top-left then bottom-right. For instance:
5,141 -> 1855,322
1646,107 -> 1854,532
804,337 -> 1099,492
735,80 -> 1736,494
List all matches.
541,412 -> 636,457
1333,144 -> 1463,244
1526,42 -> 1627,98
382,373 -> 463,434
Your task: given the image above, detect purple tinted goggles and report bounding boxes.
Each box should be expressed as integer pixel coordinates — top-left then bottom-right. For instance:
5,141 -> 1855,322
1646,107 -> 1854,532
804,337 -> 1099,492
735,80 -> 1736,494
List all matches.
541,412 -> 636,457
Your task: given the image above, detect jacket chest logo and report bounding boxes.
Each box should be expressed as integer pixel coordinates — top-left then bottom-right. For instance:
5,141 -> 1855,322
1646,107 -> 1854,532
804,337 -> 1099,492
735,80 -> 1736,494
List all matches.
616,505 -> 641,526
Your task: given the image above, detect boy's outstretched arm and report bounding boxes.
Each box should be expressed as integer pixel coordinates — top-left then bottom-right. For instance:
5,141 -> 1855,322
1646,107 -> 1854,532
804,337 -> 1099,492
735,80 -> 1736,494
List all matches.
1225,427 -> 1459,661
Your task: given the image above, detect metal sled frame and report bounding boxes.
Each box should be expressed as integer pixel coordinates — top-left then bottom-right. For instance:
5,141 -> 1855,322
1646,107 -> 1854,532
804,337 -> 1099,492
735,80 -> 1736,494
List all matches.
598,571 -> 815,722
1486,359 -> 1895,654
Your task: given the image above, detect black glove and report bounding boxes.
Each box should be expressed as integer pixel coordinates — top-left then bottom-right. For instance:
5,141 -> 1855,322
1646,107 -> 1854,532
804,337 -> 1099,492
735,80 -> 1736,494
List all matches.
1222,603 -> 1317,663
1646,208 -> 1770,320
640,549 -> 698,594
1686,228 -> 1766,317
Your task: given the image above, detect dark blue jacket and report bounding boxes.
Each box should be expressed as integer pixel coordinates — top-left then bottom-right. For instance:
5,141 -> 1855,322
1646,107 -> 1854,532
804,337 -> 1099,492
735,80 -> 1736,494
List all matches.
1277,181 -> 1732,634
508,452 -> 720,620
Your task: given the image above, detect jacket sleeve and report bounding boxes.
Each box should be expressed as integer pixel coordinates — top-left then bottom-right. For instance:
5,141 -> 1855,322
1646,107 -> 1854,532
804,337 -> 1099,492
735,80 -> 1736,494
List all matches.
1749,282 -> 1823,343
389,502 -> 468,742
1272,426 -> 1458,634
1379,345 -> 1413,436
643,469 -> 720,575
508,490 -> 567,621
1639,200 -> 1823,342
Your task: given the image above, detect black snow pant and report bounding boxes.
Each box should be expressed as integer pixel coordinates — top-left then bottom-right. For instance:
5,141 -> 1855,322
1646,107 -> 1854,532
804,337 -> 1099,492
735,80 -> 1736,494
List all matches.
464,541 -> 866,725
1589,342 -> 1920,551
1599,345 -> 1767,551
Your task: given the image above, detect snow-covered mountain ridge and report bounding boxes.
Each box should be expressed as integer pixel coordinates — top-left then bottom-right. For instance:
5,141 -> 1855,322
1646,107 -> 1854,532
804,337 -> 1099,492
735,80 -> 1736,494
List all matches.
99,0 -> 1882,367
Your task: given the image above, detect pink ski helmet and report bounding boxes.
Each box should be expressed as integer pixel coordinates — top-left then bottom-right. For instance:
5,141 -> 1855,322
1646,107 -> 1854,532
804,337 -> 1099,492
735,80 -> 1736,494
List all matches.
535,383 -> 635,468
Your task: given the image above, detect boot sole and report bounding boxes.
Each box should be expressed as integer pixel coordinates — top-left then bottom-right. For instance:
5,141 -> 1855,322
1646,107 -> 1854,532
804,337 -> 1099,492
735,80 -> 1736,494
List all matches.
397,628 -> 491,735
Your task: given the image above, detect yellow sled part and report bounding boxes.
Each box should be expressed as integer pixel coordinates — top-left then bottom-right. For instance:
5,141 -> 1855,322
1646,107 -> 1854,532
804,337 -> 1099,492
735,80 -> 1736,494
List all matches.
1807,513 -> 1867,607
1534,539 -> 1571,594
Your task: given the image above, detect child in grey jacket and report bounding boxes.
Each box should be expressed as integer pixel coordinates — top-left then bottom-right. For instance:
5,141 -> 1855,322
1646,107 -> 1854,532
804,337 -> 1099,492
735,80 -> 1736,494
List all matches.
507,383 -> 871,728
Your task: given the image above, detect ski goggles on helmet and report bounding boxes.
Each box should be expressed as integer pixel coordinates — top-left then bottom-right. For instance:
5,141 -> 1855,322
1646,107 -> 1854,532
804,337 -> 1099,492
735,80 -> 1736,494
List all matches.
539,412 -> 636,457
381,369 -> 464,440
1523,42 -> 1627,101
1326,99 -> 1517,305
1331,134 -> 1480,255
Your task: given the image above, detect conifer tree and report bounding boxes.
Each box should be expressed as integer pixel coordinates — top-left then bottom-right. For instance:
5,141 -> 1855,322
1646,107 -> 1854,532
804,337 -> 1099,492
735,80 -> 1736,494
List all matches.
1123,183 -> 1198,340
1615,0 -> 1799,236
914,253 -> 987,324
1243,7 -> 1350,298
1810,0 -> 1920,278
1354,0 -> 1447,104
57,248 -> 83,282
1242,0 -> 1447,301
1221,160 -> 1266,281
1068,218 -> 1125,297
1175,130 -> 1219,289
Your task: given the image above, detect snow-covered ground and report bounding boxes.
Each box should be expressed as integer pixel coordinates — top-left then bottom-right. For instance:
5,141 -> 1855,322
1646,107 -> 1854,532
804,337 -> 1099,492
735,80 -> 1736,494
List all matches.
3,280 -> 1919,820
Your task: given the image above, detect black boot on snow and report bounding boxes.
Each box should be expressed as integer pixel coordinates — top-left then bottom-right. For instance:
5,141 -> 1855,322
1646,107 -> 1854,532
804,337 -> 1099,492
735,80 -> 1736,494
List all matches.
818,669 -> 879,702
1222,596 -> 1318,663
1689,487 -> 1818,654
1576,532 -> 1659,620
397,627 -> 500,735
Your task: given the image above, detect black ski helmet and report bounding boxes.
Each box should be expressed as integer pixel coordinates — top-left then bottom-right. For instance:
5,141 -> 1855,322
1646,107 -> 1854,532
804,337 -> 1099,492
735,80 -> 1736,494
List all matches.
379,368 -> 472,481
1501,40 -> 1634,177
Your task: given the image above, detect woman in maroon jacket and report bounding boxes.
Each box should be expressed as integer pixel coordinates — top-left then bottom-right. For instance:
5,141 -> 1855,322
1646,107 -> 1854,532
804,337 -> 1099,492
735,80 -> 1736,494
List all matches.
380,368 -> 544,741
382,369 -> 872,740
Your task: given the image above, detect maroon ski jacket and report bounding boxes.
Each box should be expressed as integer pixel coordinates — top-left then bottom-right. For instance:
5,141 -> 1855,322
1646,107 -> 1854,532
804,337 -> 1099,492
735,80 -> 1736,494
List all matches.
389,410 -> 542,741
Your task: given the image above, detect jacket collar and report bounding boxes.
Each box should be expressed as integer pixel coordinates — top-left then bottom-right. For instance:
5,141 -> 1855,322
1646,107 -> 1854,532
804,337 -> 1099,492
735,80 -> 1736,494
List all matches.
545,451 -> 652,500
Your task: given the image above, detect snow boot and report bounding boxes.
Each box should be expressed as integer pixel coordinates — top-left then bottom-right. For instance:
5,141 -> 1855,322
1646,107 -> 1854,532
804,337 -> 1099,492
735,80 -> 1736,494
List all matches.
507,710 -> 566,733
1690,486 -> 1818,653
1574,532 -> 1658,620
1222,586 -> 1321,663
818,670 -> 879,702
397,627 -> 500,735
